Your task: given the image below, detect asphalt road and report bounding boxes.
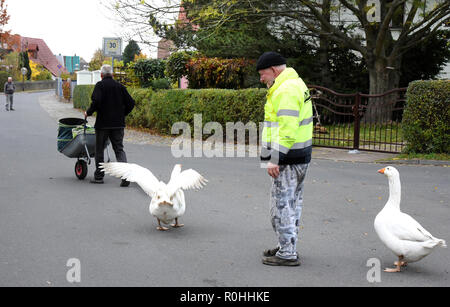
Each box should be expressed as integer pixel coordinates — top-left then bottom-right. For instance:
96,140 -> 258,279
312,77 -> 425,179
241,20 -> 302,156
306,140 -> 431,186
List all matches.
0,91 -> 449,287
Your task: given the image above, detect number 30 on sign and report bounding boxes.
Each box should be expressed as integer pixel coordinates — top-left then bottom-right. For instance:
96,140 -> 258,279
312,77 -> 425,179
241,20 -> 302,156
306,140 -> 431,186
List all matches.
103,37 -> 122,57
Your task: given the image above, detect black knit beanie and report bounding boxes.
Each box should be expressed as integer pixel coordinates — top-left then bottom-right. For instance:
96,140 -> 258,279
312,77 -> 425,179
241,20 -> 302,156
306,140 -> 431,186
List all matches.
256,52 -> 287,71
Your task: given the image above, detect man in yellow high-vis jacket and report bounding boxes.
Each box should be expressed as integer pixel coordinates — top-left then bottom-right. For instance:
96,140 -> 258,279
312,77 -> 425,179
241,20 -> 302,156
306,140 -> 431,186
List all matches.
257,52 -> 313,266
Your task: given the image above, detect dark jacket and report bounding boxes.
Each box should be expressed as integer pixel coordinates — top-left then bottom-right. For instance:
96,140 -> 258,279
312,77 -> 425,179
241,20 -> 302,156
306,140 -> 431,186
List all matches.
4,82 -> 15,94
86,76 -> 135,129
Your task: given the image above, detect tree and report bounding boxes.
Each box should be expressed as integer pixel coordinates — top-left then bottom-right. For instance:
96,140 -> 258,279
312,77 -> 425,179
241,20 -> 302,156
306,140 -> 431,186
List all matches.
133,58 -> 166,88
89,49 -> 106,71
19,52 -> 31,80
30,59 -> 52,81
399,29 -> 450,87
186,1 -> 449,93
0,0 -> 9,37
107,1 -> 450,101
123,40 -> 141,65
0,0 -> 10,58
3,52 -> 21,79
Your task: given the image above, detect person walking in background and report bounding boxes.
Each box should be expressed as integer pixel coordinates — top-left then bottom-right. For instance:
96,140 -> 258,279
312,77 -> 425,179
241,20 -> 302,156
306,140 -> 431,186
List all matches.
257,52 -> 313,266
84,65 -> 135,186
4,77 -> 16,111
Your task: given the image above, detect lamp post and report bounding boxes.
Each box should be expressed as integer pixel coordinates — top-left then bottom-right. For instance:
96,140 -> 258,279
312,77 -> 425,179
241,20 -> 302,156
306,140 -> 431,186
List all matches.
21,67 -> 28,92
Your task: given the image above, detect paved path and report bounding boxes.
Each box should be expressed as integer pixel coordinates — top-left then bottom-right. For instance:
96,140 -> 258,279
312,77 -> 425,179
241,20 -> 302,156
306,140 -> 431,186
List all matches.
1,91 -> 449,287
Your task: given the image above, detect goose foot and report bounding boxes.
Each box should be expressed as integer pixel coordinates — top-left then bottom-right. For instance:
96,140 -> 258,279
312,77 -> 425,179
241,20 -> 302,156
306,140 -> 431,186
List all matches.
384,267 -> 401,273
171,218 -> 184,228
157,219 -> 169,231
384,256 -> 404,272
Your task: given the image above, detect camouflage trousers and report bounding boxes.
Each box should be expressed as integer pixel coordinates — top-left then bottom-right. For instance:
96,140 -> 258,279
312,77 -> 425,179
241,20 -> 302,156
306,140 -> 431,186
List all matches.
270,163 -> 309,260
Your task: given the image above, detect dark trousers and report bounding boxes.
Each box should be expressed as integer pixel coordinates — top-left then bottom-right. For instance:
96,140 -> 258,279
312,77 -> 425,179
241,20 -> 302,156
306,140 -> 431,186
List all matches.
94,128 -> 127,179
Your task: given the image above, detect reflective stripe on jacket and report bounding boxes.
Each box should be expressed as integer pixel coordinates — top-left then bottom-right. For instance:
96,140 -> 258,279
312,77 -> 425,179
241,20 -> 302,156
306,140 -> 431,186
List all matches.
261,68 -> 313,165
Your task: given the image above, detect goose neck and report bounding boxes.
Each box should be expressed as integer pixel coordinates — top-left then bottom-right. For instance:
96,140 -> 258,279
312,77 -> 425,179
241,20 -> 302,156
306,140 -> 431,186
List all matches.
386,175 -> 401,210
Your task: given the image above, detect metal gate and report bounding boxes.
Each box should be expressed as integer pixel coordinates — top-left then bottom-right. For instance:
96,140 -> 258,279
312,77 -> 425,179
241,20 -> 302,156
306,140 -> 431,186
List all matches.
309,86 -> 407,153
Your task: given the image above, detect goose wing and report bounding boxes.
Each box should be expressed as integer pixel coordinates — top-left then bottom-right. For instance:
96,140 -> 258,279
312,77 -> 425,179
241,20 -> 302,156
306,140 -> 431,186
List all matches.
167,168 -> 208,196
100,162 -> 160,197
386,212 -> 435,243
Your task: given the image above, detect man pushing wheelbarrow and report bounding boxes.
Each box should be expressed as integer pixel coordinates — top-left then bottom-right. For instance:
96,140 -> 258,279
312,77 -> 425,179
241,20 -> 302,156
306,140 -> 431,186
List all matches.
84,64 -> 135,187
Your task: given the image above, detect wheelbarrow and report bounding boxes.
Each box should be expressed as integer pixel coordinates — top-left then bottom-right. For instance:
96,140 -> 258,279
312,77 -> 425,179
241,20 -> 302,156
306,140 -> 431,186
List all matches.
57,117 -> 110,180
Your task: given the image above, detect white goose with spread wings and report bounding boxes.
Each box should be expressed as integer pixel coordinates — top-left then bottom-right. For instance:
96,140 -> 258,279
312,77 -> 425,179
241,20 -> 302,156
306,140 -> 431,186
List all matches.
100,163 -> 207,231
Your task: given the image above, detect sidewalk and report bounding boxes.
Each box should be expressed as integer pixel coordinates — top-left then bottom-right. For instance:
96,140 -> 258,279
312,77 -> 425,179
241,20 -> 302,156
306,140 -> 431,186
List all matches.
39,93 -> 175,147
39,93 -> 448,166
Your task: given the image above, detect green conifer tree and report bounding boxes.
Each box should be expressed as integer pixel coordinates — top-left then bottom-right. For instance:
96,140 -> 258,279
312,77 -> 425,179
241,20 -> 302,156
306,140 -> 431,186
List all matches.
123,40 -> 141,65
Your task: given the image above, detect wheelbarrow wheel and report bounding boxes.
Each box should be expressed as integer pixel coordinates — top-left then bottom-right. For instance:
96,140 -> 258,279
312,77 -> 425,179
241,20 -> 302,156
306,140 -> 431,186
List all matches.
75,160 -> 88,180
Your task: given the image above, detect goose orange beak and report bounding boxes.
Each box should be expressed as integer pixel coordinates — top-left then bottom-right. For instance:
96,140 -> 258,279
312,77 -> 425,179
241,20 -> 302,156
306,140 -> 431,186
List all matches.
378,168 -> 385,174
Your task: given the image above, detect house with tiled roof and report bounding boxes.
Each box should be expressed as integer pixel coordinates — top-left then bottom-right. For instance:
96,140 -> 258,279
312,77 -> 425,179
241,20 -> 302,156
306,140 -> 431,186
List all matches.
20,36 -> 68,77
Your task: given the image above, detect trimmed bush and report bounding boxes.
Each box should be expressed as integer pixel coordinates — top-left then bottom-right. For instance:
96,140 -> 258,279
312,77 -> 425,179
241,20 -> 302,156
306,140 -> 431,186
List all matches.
145,88 -> 267,135
150,78 -> 171,90
73,85 -> 95,110
74,85 -> 267,136
402,80 -> 450,153
186,57 -> 256,89
125,88 -> 154,128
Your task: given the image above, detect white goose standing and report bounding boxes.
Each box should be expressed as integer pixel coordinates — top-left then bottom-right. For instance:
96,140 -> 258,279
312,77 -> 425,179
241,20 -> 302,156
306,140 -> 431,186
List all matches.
100,163 -> 207,231
375,166 -> 446,272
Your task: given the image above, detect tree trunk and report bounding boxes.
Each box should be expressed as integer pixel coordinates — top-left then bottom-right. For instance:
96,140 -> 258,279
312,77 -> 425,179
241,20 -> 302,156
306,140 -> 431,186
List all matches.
364,58 -> 402,123
319,0 -> 331,87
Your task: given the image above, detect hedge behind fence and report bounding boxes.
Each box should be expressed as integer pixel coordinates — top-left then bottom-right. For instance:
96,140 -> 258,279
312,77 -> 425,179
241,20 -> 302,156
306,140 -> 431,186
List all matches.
73,85 -> 267,135
402,80 -> 450,153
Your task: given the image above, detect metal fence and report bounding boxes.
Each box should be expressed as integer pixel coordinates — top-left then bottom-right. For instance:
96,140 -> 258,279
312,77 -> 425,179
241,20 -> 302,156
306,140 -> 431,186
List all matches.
309,86 -> 407,153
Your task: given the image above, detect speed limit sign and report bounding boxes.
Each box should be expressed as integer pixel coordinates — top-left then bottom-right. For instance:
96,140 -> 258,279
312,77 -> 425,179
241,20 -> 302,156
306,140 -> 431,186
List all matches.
103,37 -> 122,57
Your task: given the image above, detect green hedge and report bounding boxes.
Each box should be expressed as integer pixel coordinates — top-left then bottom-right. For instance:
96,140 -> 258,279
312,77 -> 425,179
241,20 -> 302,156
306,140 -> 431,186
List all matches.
73,85 -> 95,110
73,85 -> 267,135
125,88 -> 154,128
402,80 -> 450,153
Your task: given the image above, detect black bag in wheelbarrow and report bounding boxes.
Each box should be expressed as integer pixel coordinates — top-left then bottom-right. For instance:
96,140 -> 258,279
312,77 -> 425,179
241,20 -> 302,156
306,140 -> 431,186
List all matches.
58,118 -> 94,155
57,117 -> 103,180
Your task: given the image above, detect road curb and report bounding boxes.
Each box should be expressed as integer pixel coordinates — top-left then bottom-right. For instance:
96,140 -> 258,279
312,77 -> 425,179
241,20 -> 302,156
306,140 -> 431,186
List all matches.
376,159 -> 449,166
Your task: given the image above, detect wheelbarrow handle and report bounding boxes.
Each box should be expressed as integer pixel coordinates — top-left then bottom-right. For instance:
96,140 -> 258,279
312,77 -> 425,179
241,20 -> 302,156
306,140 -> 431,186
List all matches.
84,112 -> 88,134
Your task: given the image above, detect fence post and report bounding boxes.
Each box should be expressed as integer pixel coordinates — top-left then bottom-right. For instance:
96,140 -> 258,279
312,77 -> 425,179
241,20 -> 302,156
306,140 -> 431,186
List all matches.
353,92 -> 361,150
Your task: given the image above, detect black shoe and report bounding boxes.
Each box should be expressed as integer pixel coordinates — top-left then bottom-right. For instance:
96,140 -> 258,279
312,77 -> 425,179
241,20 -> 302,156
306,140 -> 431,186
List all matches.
262,256 -> 301,266
120,179 -> 130,187
5,108 -> 9,111
90,178 -> 104,184
263,247 -> 280,257
10,108 -> 15,111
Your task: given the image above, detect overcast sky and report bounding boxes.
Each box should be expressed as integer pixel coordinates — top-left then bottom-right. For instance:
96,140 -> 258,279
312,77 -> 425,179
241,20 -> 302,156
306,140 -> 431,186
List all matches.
6,0 -> 157,62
